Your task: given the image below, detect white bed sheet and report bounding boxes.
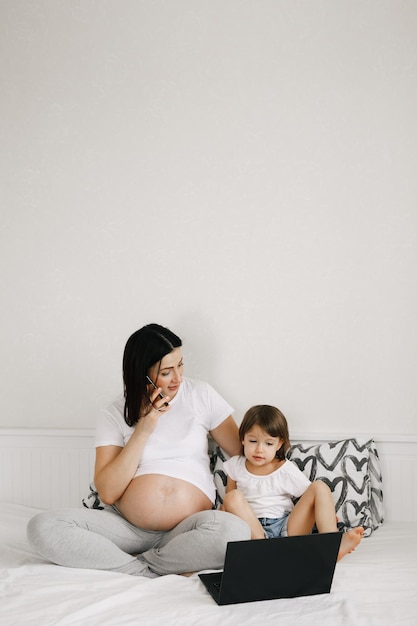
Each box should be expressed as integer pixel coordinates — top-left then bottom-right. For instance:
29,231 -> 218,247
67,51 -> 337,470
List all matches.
1,503 -> 416,626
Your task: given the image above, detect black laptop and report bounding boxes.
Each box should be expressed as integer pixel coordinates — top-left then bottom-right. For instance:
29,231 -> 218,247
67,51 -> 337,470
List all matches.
198,532 -> 342,605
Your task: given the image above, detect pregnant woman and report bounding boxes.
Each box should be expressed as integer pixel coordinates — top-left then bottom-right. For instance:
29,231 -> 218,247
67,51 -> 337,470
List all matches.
27,323 -> 250,577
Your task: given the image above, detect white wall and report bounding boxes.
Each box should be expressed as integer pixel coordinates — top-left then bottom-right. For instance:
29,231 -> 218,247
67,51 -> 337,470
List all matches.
1,0 -> 416,437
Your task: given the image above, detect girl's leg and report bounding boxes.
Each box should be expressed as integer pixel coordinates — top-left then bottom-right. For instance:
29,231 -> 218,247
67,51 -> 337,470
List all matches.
140,509 -> 251,575
287,480 -> 338,536
27,507 -> 162,576
287,481 -> 364,561
222,489 -> 265,539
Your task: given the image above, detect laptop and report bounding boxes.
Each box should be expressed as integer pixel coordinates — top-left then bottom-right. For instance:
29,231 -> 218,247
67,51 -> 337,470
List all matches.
198,531 -> 342,605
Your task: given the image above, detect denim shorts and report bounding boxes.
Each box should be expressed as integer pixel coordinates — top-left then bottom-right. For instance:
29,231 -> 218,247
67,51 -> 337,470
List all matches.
258,514 -> 289,539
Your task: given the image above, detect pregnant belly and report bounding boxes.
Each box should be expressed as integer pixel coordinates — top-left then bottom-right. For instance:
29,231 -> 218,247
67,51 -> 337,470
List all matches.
116,474 -> 212,530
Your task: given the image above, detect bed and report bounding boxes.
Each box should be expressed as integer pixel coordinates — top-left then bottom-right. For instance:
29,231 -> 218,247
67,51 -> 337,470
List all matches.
1,429 -> 417,625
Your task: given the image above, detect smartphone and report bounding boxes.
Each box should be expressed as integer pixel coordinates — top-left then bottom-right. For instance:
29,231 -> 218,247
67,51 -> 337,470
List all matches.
146,375 -> 165,400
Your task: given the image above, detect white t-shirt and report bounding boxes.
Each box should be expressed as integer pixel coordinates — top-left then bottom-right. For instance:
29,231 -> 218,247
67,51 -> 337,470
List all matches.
223,455 -> 311,519
96,377 -> 233,504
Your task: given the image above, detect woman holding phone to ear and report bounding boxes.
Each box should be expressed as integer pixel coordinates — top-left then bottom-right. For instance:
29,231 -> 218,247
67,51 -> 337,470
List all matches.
27,323 -> 250,577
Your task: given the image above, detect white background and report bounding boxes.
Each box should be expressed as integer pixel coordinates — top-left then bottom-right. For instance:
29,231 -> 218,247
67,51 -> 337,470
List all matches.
1,1 -> 416,437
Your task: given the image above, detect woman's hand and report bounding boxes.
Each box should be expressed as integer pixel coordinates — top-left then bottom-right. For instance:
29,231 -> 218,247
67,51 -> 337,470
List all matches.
94,388 -> 171,505
137,387 -> 171,435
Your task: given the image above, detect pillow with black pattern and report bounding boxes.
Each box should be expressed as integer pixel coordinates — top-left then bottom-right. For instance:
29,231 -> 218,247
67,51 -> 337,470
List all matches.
287,437 -> 384,536
82,483 -> 104,510
366,439 -> 384,530
210,445 -> 230,509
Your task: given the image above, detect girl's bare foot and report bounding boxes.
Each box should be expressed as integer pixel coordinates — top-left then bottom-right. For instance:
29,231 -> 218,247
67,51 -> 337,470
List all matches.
337,527 -> 364,561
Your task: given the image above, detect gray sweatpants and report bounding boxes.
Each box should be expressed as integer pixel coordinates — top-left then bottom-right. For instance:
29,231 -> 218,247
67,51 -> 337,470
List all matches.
27,506 -> 250,577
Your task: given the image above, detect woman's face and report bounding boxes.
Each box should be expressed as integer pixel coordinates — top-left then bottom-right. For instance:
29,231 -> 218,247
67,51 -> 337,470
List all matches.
149,347 -> 184,400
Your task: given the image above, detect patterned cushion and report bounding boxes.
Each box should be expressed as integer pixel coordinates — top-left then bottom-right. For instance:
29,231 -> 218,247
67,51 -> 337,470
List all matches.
287,438 -> 384,536
367,440 -> 384,530
82,483 -> 104,510
210,445 -> 230,508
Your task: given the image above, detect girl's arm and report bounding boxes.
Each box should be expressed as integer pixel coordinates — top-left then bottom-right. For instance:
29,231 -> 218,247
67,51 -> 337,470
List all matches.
225,476 -> 237,493
210,415 -> 242,457
220,476 -> 237,511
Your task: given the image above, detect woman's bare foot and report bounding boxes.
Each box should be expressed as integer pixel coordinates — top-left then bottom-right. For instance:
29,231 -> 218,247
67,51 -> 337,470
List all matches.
337,527 -> 364,561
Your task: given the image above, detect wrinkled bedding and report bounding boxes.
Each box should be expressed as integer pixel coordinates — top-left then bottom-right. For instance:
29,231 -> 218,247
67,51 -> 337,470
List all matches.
1,503 -> 416,625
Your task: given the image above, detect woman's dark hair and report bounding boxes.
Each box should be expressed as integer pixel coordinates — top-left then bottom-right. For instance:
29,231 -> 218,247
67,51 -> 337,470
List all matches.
122,323 -> 182,427
239,405 -> 290,461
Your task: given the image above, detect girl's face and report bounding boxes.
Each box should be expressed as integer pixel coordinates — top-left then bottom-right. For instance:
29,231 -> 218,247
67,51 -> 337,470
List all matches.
242,424 -> 283,469
149,347 -> 184,400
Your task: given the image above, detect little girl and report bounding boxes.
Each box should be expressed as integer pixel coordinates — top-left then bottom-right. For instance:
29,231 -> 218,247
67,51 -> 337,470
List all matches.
222,405 -> 364,561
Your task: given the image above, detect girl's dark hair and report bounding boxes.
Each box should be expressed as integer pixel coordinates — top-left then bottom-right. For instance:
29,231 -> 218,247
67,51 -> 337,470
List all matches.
239,405 -> 290,461
122,323 -> 182,427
